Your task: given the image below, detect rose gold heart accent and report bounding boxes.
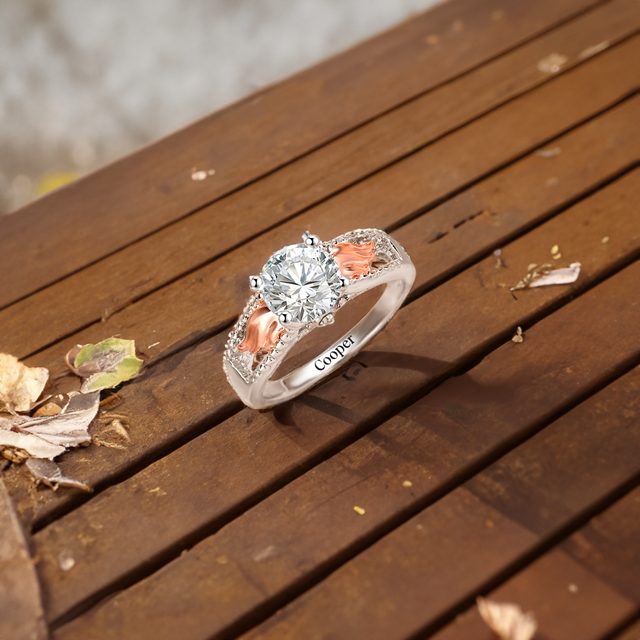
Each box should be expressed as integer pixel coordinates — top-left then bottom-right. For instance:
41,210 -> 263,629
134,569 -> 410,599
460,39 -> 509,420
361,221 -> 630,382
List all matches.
331,240 -> 376,278
238,301 -> 285,355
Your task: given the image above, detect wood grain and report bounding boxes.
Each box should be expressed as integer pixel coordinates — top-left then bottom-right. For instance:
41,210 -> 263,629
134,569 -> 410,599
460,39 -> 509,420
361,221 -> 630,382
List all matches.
432,489 -> 640,640
54,361 -> 640,640
4,41 -> 638,366
6,157 -> 638,533
1,0 -> 636,354
0,0 -> 605,309
36,206 -> 640,629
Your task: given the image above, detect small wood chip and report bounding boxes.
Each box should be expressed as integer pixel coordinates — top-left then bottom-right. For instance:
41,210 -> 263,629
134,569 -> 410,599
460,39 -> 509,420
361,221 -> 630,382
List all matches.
602,236 -> 609,244
579,41 -> 609,60
537,52 -> 568,74
58,551 -> 75,571
512,327 -> 524,343
402,480 -> 413,488
551,245 -> 560,255
353,506 -> 366,515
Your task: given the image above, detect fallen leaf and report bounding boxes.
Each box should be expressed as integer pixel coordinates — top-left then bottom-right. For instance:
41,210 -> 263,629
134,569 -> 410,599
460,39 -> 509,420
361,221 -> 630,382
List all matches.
0,353 -> 48,414
66,338 -> 143,393
21,391 -> 99,447
528,262 -> 581,288
0,478 -> 48,640
25,458 -> 90,492
510,263 -> 580,292
477,597 -> 537,640
0,391 -> 99,462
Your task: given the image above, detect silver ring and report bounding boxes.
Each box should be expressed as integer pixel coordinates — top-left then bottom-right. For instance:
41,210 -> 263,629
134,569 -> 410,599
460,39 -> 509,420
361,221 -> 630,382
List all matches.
223,228 -> 416,409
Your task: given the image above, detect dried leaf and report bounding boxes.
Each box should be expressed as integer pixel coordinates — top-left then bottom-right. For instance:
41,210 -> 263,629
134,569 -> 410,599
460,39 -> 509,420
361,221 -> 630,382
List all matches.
21,391 -> 99,448
0,427 -> 65,462
66,338 -> 143,393
25,458 -> 90,492
510,263 -> 580,292
0,478 -> 48,640
528,262 -> 581,288
0,353 -> 48,413
0,391 -> 99,462
477,597 -> 537,640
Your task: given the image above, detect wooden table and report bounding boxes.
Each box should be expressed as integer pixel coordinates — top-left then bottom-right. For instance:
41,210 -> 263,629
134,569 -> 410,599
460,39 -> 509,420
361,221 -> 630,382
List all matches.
1,0 -> 639,638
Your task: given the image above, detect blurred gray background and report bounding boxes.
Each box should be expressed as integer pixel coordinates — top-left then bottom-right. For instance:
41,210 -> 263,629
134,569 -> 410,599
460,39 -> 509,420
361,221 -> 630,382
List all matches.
0,0 -> 442,214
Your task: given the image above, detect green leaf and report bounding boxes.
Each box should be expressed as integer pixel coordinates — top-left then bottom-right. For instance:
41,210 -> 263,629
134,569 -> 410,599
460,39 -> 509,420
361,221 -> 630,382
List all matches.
67,338 -> 143,393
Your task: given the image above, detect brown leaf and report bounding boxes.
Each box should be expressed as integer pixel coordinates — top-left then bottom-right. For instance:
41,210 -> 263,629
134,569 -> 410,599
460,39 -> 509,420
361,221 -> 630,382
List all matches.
25,458 -> 90,492
0,353 -> 48,413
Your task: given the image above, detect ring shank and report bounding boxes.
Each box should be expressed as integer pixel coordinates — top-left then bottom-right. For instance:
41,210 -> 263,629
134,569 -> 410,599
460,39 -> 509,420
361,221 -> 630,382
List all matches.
262,276 -> 410,404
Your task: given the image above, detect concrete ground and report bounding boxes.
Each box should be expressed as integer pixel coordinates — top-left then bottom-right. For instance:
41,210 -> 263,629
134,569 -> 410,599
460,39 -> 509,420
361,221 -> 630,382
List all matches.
0,0 -> 441,213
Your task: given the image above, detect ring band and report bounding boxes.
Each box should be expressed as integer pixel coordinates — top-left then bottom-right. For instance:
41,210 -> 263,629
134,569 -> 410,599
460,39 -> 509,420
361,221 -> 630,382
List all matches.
223,228 -> 416,410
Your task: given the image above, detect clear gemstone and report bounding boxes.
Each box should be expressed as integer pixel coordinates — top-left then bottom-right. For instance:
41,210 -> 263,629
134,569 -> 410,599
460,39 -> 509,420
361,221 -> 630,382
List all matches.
261,244 -> 342,323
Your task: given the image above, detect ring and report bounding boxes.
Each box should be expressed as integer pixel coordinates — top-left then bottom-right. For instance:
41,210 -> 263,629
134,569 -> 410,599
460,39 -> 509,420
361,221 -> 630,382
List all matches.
223,228 -> 416,409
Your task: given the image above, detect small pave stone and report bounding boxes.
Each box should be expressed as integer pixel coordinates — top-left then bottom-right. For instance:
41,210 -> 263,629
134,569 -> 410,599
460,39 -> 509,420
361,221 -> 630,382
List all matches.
262,244 -> 342,323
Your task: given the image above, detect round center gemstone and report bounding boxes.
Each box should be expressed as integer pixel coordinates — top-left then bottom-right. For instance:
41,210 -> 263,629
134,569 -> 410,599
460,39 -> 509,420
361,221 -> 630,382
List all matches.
261,244 -> 342,323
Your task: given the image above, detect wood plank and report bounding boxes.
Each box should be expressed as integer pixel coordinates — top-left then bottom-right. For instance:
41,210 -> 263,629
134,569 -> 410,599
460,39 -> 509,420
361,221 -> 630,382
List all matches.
0,0 -> 604,309
432,489 -> 640,640
4,39 -> 638,363
0,480 -> 47,640
53,340 -> 640,640
7,162 -> 639,532
2,3 -> 636,356
35,204 -> 640,629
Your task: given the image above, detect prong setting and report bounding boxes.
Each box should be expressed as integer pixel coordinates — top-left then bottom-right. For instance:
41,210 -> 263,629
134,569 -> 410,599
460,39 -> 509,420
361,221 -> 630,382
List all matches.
249,275 -> 263,292
279,311 -> 293,324
340,276 -> 351,288
302,230 -> 321,247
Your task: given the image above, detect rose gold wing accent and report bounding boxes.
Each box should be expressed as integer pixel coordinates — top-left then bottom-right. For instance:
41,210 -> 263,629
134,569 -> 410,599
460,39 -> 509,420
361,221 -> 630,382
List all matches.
238,301 -> 285,355
331,240 -> 377,278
